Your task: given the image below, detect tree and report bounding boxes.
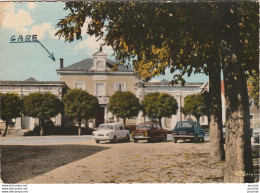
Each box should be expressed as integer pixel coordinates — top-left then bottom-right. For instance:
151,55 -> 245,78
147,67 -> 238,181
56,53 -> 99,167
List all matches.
23,92 -> 62,136
142,92 -> 178,127
181,94 -> 207,123
108,91 -> 141,128
55,1 -> 226,164
220,3 -> 255,182
56,2 -> 258,182
63,89 -> 99,135
1,93 -> 22,137
247,70 -> 259,108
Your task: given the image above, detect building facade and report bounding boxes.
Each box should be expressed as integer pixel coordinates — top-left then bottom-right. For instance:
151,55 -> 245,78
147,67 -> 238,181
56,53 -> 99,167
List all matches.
136,80 -> 208,129
58,49 -> 207,129
57,48 -> 139,126
0,78 -> 65,130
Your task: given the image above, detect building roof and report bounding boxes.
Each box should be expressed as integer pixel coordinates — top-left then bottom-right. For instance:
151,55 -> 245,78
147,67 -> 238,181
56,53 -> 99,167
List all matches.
144,79 -> 204,86
0,80 -> 65,86
25,77 -> 37,82
57,58 -> 134,72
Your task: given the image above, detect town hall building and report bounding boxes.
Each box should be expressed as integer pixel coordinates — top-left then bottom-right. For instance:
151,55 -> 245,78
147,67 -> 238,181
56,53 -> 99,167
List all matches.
56,48 -> 139,127
57,48 -> 207,129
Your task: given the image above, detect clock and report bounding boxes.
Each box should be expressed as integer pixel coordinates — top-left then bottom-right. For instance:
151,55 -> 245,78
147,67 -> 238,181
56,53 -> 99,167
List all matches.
96,60 -> 103,69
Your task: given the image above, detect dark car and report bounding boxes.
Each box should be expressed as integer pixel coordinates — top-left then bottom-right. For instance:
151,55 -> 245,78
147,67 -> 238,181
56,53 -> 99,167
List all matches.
172,121 -> 205,143
131,122 -> 168,143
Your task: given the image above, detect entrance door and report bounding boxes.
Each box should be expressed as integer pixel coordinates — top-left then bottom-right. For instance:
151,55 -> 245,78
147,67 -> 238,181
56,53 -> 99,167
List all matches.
95,106 -> 105,127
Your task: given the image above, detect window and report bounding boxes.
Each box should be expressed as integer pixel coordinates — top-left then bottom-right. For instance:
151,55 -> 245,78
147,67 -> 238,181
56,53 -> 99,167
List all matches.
96,83 -> 105,96
152,124 -> 161,129
250,114 -> 254,120
249,101 -> 253,107
114,125 -> 120,130
115,83 -> 125,91
74,82 -> 85,90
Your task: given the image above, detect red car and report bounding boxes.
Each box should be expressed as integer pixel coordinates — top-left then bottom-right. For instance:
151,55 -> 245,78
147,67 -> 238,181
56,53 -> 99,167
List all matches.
131,122 -> 168,143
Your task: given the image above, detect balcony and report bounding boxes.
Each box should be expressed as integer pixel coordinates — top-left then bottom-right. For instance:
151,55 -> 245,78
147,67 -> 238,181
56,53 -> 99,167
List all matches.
96,96 -> 110,105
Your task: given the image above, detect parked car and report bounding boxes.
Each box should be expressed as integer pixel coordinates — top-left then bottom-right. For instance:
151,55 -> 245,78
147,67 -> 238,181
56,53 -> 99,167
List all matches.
92,123 -> 130,143
172,121 -> 205,143
252,123 -> 260,143
131,122 -> 168,143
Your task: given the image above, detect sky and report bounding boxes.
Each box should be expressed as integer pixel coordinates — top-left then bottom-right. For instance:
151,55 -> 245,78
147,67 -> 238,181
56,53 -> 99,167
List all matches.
0,2 -> 208,83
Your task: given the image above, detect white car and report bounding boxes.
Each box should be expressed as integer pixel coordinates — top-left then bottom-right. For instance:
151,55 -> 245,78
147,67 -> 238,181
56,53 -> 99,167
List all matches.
93,123 -> 130,143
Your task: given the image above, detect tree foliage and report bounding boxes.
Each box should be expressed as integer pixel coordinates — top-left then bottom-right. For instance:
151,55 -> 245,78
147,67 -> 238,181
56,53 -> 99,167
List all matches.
56,1 -> 258,182
63,89 -> 99,135
181,93 -> 207,123
247,70 -> 259,108
23,92 -> 62,136
108,91 -> 141,127
56,2 -> 258,83
142,92 -> 178,126
1,93 -> 22,137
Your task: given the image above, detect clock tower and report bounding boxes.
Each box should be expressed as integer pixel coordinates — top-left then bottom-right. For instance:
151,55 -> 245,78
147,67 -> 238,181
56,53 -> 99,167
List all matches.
92,47 -> 107,71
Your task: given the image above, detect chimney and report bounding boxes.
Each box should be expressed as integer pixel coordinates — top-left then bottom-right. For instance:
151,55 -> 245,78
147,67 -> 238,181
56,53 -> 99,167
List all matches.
60,58 -> 64,68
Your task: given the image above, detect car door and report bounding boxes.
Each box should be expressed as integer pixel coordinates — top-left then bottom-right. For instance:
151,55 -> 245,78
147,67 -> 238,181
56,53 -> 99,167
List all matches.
195,123 -> 204,137
157,124 -> 165,138
152,124 -> 160,138
119,125 -> 125,139
114,124 -> 121,139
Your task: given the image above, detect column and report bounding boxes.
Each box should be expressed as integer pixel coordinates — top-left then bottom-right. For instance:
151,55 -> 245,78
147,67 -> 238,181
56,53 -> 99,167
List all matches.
176,95 -> 181,122
104,105 -> 108,123
171,114 -> 178,128
136,111 -> 144,124
14,118 -> 22,130
162,117 -> 166,128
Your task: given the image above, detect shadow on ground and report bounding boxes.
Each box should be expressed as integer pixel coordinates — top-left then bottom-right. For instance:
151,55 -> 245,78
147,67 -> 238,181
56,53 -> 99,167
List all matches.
1,145 -> 109,184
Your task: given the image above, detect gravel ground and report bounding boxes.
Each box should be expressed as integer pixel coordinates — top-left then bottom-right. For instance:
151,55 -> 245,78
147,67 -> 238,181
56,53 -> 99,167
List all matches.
1,139 -> 259,184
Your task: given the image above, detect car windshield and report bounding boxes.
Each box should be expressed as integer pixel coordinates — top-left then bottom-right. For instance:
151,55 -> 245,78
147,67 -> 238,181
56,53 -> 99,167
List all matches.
99,125 -> 113,130
137,124 -> 152,130
176,122 -> 193,128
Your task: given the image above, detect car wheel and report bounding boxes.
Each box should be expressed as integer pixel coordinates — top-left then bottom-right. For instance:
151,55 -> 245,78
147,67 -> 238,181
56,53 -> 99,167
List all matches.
112,136 -> 118,143
194,136 -> 199,143
96,140 -> 100,144
126,135 -> 130,142
174,138 -> 178,143
163,135 -> 167,142
201,137 -> 205,142
134,139 -> 138,143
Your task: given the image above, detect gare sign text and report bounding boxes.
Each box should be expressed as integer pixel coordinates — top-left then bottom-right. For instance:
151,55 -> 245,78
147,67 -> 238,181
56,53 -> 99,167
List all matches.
10,35 -> 38,43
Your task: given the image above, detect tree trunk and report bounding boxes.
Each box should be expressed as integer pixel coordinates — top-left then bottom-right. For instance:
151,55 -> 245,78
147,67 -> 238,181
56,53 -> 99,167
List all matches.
195,116 -> 200,123
221,4 -> 254,183
208,63 -> 225,163
78,120 -> 81,136
2,121 -> 9,137
123,118 -> 126,129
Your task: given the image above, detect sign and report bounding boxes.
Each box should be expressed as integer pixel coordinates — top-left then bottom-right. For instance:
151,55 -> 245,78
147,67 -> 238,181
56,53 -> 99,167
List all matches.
93,75 -> 107,81
10,35 -> 38,42
145,86 -> 200,92
10,35 -> 55,61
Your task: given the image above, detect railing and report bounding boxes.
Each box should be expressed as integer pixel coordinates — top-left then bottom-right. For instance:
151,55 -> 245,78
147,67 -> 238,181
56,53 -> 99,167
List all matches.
96,96 -> 110,104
